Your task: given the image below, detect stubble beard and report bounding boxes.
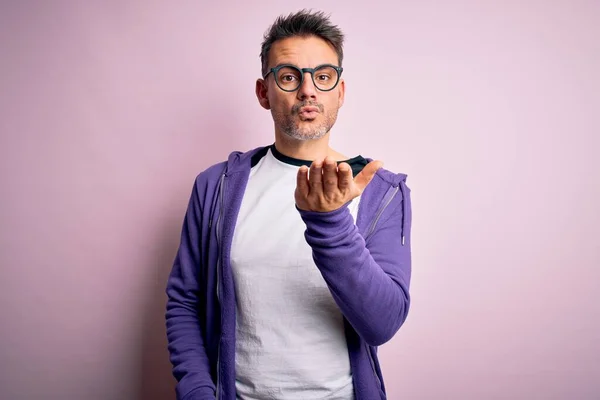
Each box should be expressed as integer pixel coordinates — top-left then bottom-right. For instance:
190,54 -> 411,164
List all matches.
272,102 -> 339,141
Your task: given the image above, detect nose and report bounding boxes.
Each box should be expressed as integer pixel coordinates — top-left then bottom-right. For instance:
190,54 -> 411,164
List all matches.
296,72 -> 317,100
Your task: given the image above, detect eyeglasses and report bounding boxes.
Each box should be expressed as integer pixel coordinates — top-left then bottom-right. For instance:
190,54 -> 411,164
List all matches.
263,64 -> 343,92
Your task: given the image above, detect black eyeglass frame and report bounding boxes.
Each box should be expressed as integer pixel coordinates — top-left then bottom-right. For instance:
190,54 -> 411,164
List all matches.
263,63 -> 344,92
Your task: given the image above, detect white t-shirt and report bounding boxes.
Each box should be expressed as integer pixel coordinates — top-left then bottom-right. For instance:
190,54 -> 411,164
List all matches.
231,146 -> 364,399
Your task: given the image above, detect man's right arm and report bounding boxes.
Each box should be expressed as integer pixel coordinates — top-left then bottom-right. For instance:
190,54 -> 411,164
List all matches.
165,180 -> 216,400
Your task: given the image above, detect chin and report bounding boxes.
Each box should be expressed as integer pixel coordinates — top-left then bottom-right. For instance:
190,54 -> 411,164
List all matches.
285,126 -> 328,141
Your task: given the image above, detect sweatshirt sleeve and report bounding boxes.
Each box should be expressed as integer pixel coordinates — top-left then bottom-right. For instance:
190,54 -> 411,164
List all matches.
165,180 -> 216,400
297,180 -> 412,346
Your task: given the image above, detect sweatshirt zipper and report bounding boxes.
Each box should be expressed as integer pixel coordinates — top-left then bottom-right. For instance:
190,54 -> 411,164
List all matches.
364,185 -> 399,241
364,184 -> 400,396
215,172 -> 226,400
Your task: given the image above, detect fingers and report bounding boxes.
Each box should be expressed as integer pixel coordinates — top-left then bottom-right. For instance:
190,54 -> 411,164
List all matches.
322,156 -> 338,196
337,162 -> 353,191
354,160 -> 384,192
298,157 -> 381,211
309,159 -> 323,196
296,165 -> 310,198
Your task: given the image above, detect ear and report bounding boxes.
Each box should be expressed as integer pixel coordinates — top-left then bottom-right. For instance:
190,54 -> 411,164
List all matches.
255,79 -> 271,110
337,78 -> 346,108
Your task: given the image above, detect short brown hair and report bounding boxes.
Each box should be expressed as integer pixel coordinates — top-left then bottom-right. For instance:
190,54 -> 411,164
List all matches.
259,9 -> 345,77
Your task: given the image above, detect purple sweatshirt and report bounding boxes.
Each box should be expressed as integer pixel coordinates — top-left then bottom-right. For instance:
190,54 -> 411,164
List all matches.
165,145 -> 412,400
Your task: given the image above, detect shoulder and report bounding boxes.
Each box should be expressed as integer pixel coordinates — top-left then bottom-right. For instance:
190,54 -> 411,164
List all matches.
375,167 -> 409,190
192,145 -> 270,189
361,154 -> 410,192
359,163 -> 411,217
194,161 -> 227,185
187,161 -> 226,201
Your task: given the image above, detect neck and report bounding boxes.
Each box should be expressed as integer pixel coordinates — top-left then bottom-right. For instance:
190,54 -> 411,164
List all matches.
274,132 -> 347,161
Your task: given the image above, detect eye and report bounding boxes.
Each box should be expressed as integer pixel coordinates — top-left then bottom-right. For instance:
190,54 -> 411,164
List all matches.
316,74 -> 331,81
281,74 -> 298,82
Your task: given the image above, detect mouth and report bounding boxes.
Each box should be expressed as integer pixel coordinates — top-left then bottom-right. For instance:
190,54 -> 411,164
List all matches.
297,106 -> 320,119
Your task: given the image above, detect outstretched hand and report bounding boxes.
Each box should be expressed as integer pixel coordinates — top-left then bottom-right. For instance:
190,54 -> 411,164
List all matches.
295,156 -> 384,212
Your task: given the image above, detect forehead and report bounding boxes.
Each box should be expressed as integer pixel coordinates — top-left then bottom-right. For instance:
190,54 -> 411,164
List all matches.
269,35 -> 339,68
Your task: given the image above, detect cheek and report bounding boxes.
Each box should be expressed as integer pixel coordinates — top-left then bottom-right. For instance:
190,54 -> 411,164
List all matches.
323,96 -> 339,111
270,95 -> 294,112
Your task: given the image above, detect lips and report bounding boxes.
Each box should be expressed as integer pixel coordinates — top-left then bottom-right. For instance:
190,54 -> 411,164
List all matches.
297,106 -> 319,119
299,106 -> 319,113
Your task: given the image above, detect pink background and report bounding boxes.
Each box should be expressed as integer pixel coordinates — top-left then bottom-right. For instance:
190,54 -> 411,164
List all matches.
1,1 -> 598,399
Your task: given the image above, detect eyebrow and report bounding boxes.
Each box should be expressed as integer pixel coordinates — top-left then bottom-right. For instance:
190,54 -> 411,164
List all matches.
270,63 -> 337,69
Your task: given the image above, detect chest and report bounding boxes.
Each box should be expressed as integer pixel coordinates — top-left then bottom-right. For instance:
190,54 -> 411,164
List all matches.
231,166 -> 359,268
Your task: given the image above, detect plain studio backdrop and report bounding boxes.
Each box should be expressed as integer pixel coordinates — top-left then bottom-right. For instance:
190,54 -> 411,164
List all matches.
0,1 -> 598,399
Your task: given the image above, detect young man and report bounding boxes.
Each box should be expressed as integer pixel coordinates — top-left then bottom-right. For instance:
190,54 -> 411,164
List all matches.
165,9 -> 412,400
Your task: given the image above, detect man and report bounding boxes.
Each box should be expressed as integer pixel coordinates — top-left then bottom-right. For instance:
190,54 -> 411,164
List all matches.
165,9 -> 412,400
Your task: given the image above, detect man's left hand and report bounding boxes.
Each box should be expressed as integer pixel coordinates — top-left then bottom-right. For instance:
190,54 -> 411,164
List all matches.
295,156 -> 384,212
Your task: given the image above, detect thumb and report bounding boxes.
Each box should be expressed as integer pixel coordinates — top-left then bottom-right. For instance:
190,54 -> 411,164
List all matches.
354,160 -> 384,191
